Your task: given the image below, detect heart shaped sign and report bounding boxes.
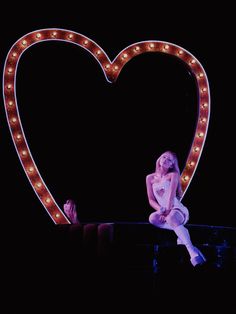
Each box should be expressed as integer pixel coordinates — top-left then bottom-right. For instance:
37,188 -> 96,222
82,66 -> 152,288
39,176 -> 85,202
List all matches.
3,28 -> 210,224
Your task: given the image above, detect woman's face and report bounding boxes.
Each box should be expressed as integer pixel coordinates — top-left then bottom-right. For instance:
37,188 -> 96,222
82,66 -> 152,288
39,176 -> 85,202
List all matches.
159,153 -> 175,169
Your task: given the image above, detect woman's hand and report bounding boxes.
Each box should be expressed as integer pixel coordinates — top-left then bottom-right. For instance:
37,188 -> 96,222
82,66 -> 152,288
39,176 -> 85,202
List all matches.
159,215 -> 166,223
163,209 -> 171,217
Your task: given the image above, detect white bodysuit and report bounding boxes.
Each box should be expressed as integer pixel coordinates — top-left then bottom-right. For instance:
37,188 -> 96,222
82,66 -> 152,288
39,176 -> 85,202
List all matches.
152,179 -> 189,224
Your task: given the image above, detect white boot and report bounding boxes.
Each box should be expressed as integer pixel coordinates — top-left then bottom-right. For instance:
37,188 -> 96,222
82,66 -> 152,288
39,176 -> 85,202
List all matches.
173,225 -> 206,266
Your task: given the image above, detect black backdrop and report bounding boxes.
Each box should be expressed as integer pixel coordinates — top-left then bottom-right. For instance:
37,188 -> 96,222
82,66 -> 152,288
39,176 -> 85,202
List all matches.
1,3 -> 234,231
1,3 -> 235,311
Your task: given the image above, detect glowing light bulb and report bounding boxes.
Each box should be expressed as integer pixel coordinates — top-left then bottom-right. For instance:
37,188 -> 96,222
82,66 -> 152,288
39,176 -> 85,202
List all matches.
36,33 -> 42,39
8,101 -> 14,106
68,33 -> 73,39
113,65 -> 119,71
16,134 -> 22,140
96,50 -> 101,55
22,40 -> 27,46
122,53 -> 128,59
197,132 -> 204,138
21,150 -> 27,156
51,31 -> 57,38
183,175 -> 189,182
188,161 -> 195,167
45,197 -> 51,204
190,59 -> 196,65
83,40 -> 89,45
7,84 -> 12,90
7,67 -> 13,74
28,166 -> 34,173
198,72 -> 204,78
201,87 -> 207,93
178,50 -> 183,55
201,103 -> 208,109
11,117 -> 17,123
55,213 -> 60,218
149,43 -> 155,49
105,64 -> 110,70
134,46 -> 140,52
200,117 -> 207,124
36,182 -> 42,188
163,44 -> 169,50
12,52 -> 17,58
193,146 -> 200,153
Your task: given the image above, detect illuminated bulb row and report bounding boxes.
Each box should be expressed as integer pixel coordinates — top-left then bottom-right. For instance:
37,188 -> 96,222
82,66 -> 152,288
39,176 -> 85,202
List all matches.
104,64 -> 119,71
4,31 -> 210,222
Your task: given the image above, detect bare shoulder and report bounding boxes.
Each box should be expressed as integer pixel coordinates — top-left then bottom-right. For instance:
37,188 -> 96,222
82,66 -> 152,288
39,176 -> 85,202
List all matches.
146,173 -> 155,183
167,171 -> 179,181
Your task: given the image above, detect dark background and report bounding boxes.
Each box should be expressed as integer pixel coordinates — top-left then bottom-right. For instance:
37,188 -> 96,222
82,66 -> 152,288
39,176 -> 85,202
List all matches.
1,2 -> 234,233
1,2 -> 235,311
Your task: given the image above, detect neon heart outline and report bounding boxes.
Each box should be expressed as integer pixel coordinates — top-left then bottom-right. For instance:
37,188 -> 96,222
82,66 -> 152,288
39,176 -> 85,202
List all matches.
3,28 -> 210,224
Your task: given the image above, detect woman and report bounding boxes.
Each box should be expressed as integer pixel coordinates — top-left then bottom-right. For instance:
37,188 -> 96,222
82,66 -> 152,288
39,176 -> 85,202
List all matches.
63,199 -> 80,224
146,151 -> 206,267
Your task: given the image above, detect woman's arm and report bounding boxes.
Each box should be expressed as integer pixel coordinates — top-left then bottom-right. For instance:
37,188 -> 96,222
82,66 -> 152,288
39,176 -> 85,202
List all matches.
146,174 -> 161,212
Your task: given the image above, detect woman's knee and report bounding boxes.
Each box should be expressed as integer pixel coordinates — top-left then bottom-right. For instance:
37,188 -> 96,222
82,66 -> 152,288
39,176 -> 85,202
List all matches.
149,212 -> 160,226
166,210 -> 184,228
149,213 -> 156,225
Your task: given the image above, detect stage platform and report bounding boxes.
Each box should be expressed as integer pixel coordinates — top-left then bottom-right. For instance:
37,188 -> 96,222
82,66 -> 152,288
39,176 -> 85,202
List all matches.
8,222 -> 236,308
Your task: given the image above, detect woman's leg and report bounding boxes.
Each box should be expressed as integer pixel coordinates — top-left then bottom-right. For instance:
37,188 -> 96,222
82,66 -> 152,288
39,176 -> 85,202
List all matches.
149,211 -> 173,230
166,210 -> 206,266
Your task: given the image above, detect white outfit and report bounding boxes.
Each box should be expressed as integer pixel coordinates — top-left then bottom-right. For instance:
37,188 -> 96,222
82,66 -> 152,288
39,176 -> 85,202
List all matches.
152,179 -> 189,224
149,178 -> 206,266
